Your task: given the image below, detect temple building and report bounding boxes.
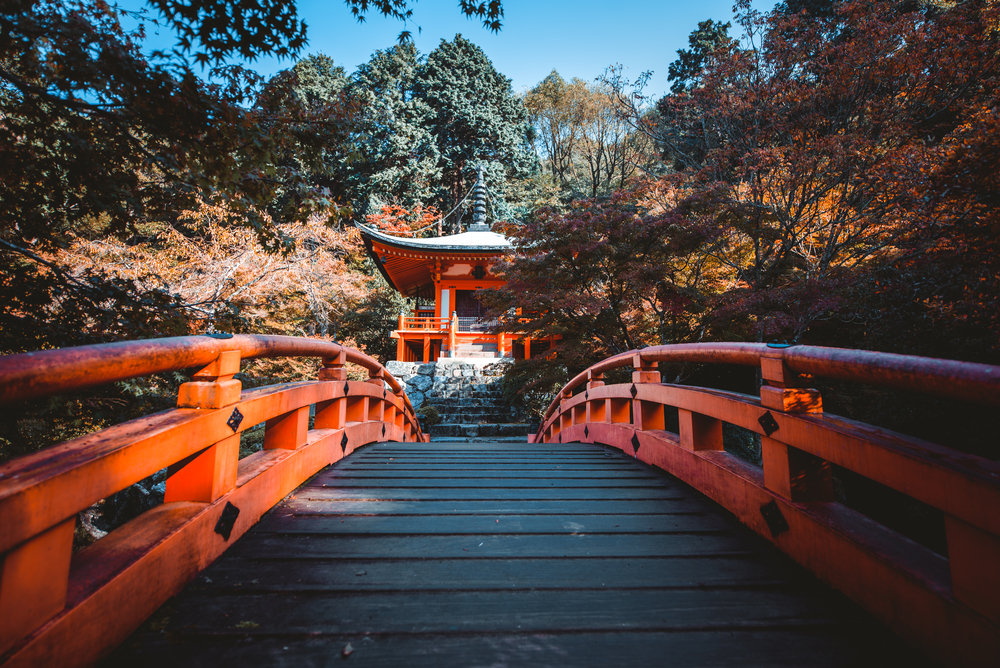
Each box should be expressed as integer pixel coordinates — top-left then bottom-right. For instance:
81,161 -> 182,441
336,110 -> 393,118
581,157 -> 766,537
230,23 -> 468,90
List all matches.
357,166 -> 550,362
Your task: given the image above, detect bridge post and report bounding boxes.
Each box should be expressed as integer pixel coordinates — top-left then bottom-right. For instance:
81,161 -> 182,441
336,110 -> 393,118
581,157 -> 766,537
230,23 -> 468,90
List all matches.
176,349 -> 242,410
759,355 -> 832,502
165,350 -> 242,503
586,371 -> 606,426
367,368 -> 387,430
632,354 -> 664,432
945,515 -> 1000,626
0,517 -> 75,655
315,351 -> 347,430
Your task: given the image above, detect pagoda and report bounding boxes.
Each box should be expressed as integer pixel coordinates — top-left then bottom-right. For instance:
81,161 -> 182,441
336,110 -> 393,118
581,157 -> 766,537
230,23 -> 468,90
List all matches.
358,166 -> 545,362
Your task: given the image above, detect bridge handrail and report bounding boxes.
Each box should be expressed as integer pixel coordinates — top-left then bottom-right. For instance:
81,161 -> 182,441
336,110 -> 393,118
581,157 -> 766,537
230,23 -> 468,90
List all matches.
534,342 -> 1000,666
0,334 -> 406,406
0,335 -> 424,666
543,342 -> 1000,421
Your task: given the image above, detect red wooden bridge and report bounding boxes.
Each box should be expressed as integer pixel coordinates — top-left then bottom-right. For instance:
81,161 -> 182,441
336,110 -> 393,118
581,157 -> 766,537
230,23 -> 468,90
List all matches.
0,336 -> 997,666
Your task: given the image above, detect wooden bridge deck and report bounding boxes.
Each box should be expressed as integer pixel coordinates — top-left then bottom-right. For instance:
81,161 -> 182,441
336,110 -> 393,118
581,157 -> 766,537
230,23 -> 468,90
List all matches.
106,442 -> 930,667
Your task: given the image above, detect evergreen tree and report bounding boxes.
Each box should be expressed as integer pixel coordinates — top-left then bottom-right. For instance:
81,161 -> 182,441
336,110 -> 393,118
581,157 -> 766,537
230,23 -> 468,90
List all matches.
256,53 -> 357,226
667,19 -> 733,94
413,35 -> 537,230
347,43 -> 441,217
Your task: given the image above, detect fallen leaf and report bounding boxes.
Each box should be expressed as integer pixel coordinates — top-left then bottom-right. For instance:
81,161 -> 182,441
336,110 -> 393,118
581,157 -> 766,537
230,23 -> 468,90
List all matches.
342,643 -> 354,657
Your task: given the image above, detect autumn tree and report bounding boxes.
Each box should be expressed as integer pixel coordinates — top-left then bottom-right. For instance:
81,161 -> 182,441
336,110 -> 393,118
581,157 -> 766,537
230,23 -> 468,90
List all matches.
523,71 -> 588,185
607,0 -> 1000,345
524,73 -> 652,198
1,1 -> 509,351
483,191 -> 719,364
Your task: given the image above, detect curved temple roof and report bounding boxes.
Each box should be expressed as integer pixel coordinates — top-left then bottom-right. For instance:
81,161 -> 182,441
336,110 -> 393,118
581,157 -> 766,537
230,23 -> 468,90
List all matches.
356,222 -> 511,297
356,223 -> 511,252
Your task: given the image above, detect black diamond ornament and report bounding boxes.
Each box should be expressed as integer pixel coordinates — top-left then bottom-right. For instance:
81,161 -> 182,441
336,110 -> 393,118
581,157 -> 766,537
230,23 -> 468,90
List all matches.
341,432 -> 349,452
381,424 -> 386,437
631,432 -> 641,453
343,381 -> 350,395
758,411 -> 780,436
584,425 -> 589,438
585,391 -> 589,401
760,500 -> 789,537
383,388 -> 387,399
214,502 -> 240,541
630,384 -> 637,398
226,407 -> 244,433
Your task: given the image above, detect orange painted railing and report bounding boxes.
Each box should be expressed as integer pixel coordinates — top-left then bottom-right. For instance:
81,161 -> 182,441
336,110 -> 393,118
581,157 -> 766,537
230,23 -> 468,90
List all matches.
401,316 -> 451,331
0,335 -> 426,667
534,343 -> 1000,667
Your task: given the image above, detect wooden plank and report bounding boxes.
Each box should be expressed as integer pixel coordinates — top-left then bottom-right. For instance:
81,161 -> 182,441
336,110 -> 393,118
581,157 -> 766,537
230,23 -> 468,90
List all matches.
294,487 -> 691,500
307,477 -> 673,488
336,463 -> 650,470
347,456 -> 628,463
107,588 -> 858,634
108,628 -> 932,668
324,469 -> 662,479
281,498 -> 720,515
194,555 -> 796,591
227,532 -> 761,559
255,512 -> 740,534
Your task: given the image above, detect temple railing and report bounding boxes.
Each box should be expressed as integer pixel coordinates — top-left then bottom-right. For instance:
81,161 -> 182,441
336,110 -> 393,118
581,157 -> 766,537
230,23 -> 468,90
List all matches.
534,343 -> 1000,667
400,316 -> 451,331
455,316 -> 498,332
0,335 -> 426,667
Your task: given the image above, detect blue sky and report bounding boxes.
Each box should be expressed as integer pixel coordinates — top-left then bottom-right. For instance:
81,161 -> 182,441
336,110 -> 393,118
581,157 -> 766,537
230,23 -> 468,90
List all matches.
123,1 -> 751,96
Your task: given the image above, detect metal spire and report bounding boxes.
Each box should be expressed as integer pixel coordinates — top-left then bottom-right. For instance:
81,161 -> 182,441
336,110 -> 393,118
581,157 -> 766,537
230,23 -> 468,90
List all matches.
467,164 -> 490,232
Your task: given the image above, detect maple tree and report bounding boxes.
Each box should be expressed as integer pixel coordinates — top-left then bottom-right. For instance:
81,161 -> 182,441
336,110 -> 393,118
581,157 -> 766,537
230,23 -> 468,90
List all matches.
483,188 -> 721,364
605,0 -> 1000,349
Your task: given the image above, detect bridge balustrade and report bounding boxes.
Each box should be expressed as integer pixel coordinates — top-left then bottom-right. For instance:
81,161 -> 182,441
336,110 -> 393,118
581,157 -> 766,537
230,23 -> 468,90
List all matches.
0,335 -> 425,667
534,343 -> 1000,666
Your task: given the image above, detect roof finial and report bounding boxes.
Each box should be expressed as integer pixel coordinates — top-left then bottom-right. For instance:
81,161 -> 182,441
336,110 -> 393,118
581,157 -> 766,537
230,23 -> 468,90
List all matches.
467,164 -> 490,232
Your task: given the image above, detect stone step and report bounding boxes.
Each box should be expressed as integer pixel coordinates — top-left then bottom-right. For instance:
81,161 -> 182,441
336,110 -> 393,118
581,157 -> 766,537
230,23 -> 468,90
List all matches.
430,423 -> 531,438
435,415 -> 523,423
427,397 -> 505,406
429,436 -> 529,443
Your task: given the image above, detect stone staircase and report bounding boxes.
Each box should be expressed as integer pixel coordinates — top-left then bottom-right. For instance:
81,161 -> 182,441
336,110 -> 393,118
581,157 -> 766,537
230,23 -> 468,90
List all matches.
444,342 -> 499,358
386,359 -> 529,441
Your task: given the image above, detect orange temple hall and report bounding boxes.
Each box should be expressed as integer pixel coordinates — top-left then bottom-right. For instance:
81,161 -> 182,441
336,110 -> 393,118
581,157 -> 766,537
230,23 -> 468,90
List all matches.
357,224 -> 548,362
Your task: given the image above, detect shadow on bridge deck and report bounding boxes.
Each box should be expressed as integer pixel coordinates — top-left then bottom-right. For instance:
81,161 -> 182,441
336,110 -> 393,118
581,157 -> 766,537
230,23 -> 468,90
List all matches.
105,442 -> 931,667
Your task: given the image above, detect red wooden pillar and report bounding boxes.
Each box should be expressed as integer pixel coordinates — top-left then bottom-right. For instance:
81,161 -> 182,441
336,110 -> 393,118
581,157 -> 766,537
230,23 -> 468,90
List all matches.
632,354 -> 664,432
945,515 -> 1000,626
316,351 -> 347,431
0,517 -> 75,655
586,370 -> 605,425
166,350 -> 242,504
759,355 -> 831,502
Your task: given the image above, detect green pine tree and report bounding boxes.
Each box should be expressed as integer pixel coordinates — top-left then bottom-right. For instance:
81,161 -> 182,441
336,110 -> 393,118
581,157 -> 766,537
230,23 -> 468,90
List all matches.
413,35 -> 537,231
347,43 -> 442,217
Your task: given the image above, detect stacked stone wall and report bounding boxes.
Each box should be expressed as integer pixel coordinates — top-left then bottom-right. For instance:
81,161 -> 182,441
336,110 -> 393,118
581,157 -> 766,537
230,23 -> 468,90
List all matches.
386,359 -> 527,439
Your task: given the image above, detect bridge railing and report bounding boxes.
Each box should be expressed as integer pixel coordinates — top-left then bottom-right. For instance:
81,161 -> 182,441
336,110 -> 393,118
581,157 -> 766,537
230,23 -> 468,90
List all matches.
534,343 -> 1000,667
0,335 -> 426,667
